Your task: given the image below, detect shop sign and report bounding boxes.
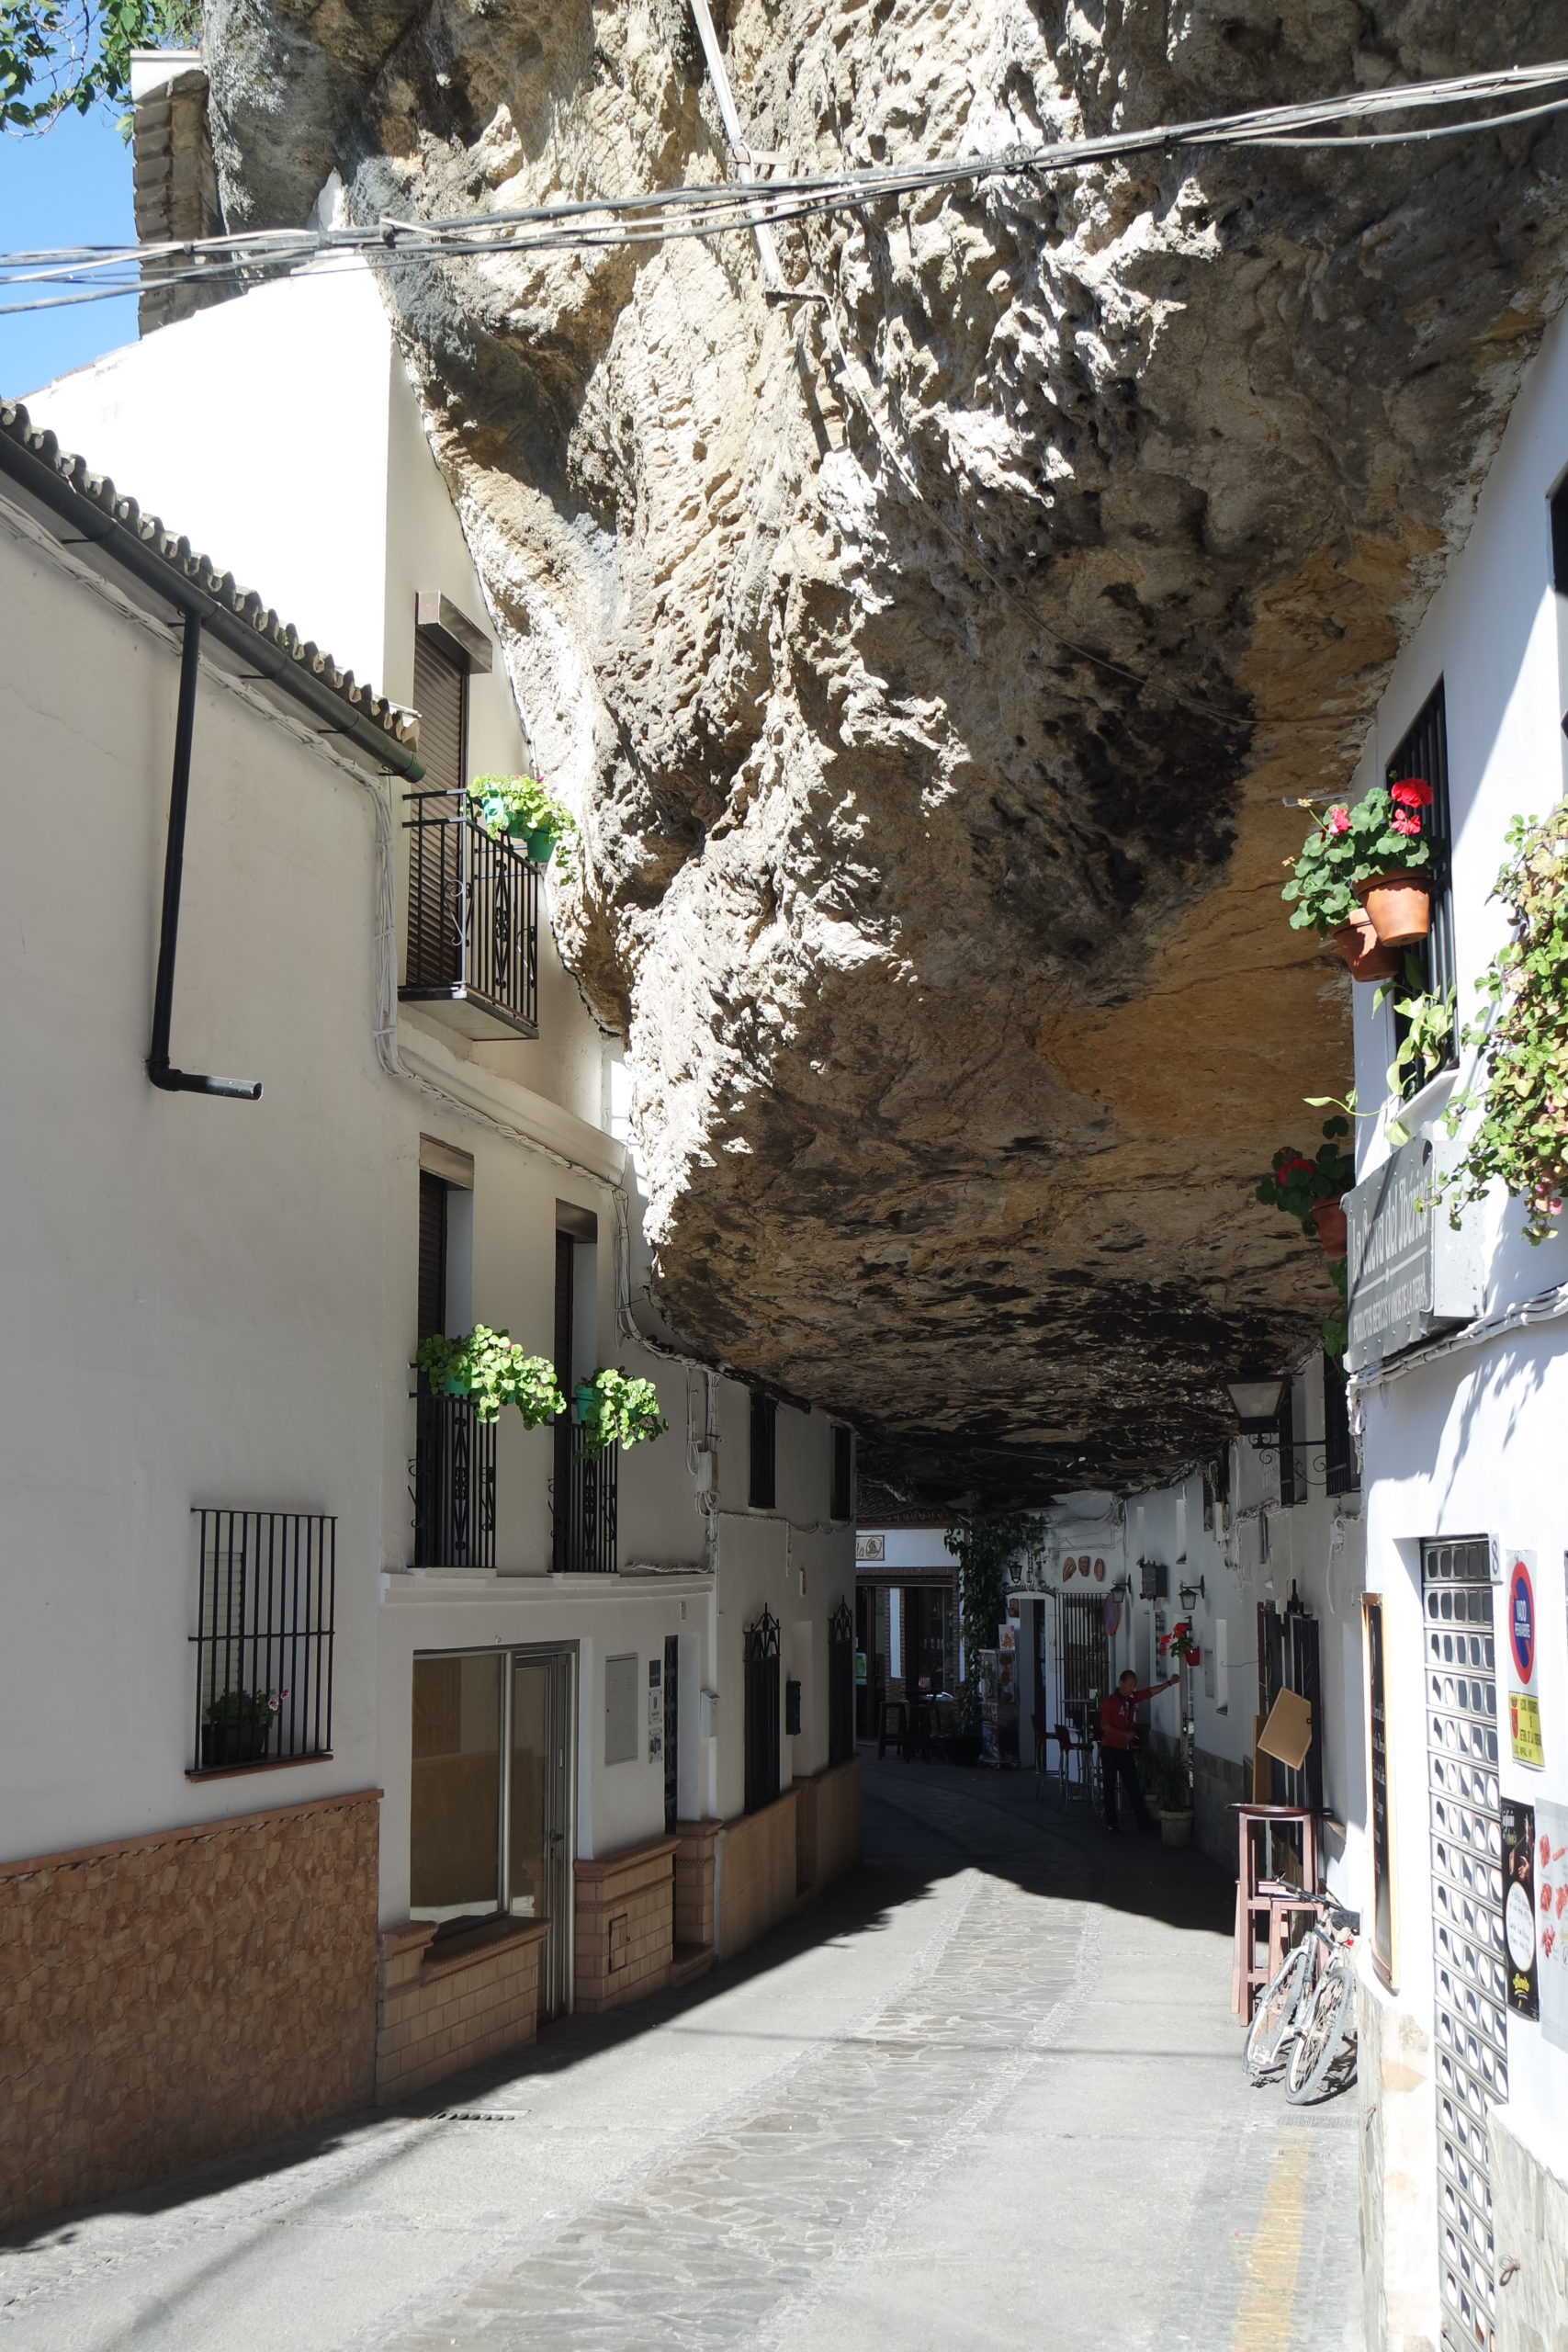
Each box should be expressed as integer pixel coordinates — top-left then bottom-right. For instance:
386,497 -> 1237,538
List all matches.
1536,1801 -> 1568,2053
1343,1136 -> 1483,1373
1503,1799 -> 1540,2018
1506,1547 -> 1545,1770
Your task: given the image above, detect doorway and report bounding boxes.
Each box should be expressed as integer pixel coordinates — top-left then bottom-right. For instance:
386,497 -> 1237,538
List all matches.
510,1649 -> 575,2018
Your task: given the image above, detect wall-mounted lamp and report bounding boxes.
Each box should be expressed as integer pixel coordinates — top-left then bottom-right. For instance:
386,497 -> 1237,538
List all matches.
1226,1375 -> 1284,1440
1178,1574 -> 1207,1611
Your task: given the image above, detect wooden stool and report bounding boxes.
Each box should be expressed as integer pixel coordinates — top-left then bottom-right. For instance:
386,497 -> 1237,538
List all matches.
1231,1804 -> 1321,2019
877,1700 -> 909,1759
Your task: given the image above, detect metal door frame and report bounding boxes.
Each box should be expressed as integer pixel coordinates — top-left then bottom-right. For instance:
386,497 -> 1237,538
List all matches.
1421,1537 -> 1506,2352
507,1642 -> 577,2018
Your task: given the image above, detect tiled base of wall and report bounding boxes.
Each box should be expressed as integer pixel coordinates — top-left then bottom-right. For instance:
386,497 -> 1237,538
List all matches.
716,1790 -> 799,1961
673,1816 -> 720,1955
376,1917 -> 546,2103
575,1834 -> 676,2014
1,1789 -> 379,2228
794,1758 -> 861,1897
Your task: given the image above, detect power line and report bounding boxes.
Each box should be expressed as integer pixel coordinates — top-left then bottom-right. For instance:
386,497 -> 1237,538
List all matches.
1,59 -> 1565,316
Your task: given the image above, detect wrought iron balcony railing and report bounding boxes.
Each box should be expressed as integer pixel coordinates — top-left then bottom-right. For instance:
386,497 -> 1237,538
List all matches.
412,1394 -> 497,1569
401,790 -> 539,1040
554,1442 -> 618,1575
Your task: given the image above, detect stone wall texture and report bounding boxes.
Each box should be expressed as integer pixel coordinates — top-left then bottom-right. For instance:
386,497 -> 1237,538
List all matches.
1358,1973 -> 1441,2352
376,1916 -> 546,2103
574,1833 -> 677,2014
204,0 -> 1568,1500
1,1790 -> 379,2228
1490,2107 -> 1568,2352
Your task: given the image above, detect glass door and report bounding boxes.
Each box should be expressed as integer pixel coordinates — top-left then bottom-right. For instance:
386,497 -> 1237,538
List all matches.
509,1651 -> 574,2017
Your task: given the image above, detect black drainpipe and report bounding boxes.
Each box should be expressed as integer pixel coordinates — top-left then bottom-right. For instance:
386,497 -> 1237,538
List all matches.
147,612 -> 263,1100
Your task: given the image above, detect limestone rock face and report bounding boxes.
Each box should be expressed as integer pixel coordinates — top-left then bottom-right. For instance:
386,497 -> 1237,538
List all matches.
209,0 -> 1568,1499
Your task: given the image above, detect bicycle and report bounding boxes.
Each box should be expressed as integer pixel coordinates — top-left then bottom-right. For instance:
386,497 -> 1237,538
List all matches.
1244,1886 -> 1360,2103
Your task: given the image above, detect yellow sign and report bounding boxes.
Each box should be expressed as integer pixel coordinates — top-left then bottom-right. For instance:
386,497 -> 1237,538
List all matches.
1511,1691 -> 1545,1770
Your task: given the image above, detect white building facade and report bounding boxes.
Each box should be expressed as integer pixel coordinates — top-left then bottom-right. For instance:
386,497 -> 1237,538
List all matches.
0,266 -> 856,2230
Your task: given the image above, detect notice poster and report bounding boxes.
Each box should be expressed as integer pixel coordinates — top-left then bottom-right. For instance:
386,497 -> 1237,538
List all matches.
1503,1798 -> 1540,2018
1506,1548 -> 1546,1770
1536,1800 -> 1568,2053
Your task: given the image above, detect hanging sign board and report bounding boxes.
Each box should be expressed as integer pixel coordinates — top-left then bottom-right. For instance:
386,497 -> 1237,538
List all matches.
1506,1548 -> 1545,1770
1362,1597 -> 1397,1989
1343,1136 -> 1483,1372
1503,1798 -> 1540,2018
1536,1800 -> 1568,2052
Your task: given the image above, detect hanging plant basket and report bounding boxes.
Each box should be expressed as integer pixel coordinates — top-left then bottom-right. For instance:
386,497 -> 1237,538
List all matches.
1309,1196 -> 1348,1259
1355,870 -> 1431,947
1329,910 -> 1401,982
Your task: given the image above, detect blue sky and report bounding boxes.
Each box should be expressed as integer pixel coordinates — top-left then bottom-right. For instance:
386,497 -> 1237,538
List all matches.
0,109 -> 139,400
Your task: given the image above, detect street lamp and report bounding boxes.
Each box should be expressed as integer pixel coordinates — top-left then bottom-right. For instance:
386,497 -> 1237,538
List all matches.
1225,1375 -> 1285,1439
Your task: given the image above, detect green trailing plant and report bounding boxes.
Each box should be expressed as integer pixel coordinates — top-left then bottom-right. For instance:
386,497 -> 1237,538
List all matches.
415,1326 -> 565,1427
204,1686 -> 285,1734
467,773 -> 576,861
0,0 -> 199,129
1369,950 -> 1457,1147
1281,778 -> 1438,935
1323,1255 -> 1348,1363
1255,1118 -> 1353,1235
944,1511 -> 1042,1732
1441,801 -> 1568,1244
1138,1744 -> 1191,1814
573,1368 -> 668,1459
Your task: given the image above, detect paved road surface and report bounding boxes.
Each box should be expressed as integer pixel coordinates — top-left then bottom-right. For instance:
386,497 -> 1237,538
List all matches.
0,1758 -> 1361,2351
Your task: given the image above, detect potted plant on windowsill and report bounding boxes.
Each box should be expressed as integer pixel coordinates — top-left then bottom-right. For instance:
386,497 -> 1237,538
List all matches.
201,1687 -> 287,1769
414,1326 -> 566,1426
572,1368 -> 669,1460
1282,801 -> 1399,980
1255,1117 -> 1354,1260
467,774 -> 578,865
1349,777 -> 1438,944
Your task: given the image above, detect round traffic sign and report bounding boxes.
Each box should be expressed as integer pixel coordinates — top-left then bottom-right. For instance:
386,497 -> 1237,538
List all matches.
1508,1558 -> 1536,1686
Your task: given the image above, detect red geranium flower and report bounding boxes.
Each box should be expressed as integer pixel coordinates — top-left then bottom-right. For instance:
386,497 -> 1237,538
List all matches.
1391,809 -> 1423,837
1326,806 -> 1351,835
1390,778 -> 1433,808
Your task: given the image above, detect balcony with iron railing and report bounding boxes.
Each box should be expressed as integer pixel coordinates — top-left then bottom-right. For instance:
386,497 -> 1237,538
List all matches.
400,790 -> 539,1040
553,1442 -> 618,1575
412,1394 -> 497,1570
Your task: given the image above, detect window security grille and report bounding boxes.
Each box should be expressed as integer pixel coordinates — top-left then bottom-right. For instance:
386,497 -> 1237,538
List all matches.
190,1509 -> 335,1773
1277,1378 -> 1308,1509
401,793 -> 540,1040
412,1396 -> 497,1568
830,1425 -> 854,1521
749,1393 -> 777,1511
1387,682 -> 1457,1085
743,1604 -> 782,1815
828,1598 -> 855,1766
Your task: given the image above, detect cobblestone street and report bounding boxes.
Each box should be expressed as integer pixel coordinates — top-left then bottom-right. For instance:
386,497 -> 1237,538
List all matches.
1,1762 -> 1361,2352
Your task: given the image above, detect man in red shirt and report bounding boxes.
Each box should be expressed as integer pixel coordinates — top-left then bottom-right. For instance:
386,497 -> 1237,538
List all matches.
1099,1668 -> 1179,1833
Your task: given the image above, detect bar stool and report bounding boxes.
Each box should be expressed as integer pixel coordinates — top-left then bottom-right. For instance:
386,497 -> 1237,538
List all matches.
877,1699 -> 909,1759
1231,1804 -> 1321,2020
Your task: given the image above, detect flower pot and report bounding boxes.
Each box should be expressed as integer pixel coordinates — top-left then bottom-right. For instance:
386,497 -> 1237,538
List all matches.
1355,872 -> 1431,947
526,824 -> 556,865
1310,1196 -> 1348,1259
200,1723 -> 271,1769
572,1382 -> 597,1423
442,1373 -> 470,1398
1159,1808 -> 1194,1849
1329,912 -> 1401,982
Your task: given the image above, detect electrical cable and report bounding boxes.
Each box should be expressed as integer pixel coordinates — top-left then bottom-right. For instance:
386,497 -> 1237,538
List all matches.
2,59 -> 1566,315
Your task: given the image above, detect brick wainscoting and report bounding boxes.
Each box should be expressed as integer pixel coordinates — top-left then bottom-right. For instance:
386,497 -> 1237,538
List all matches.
794,1758 -> 862,1897
376,1917 -> 547,2102
716,1790 -> 799,1961
673,1816 -> 720,1957
574,1833 -> 677,2014
1,1788 -> 379,2228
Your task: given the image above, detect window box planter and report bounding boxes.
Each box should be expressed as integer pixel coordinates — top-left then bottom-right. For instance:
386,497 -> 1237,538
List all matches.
1354,871 -> 1431,947
200,1722 -> 272,1769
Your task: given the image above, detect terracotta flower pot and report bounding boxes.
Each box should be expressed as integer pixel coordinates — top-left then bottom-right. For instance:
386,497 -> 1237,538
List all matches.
1310,1197 -> 1348,1259
1355,872 -> 1431,947
1329,911 -> 1401,982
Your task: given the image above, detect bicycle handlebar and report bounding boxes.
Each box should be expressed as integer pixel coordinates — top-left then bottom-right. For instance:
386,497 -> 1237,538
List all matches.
1273,1882 -> 1360,1934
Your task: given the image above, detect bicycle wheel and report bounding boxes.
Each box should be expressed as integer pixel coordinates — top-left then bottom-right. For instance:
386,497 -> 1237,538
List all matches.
1246,1943 -> 1314,2083
1285,1960 -> 1356,2104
